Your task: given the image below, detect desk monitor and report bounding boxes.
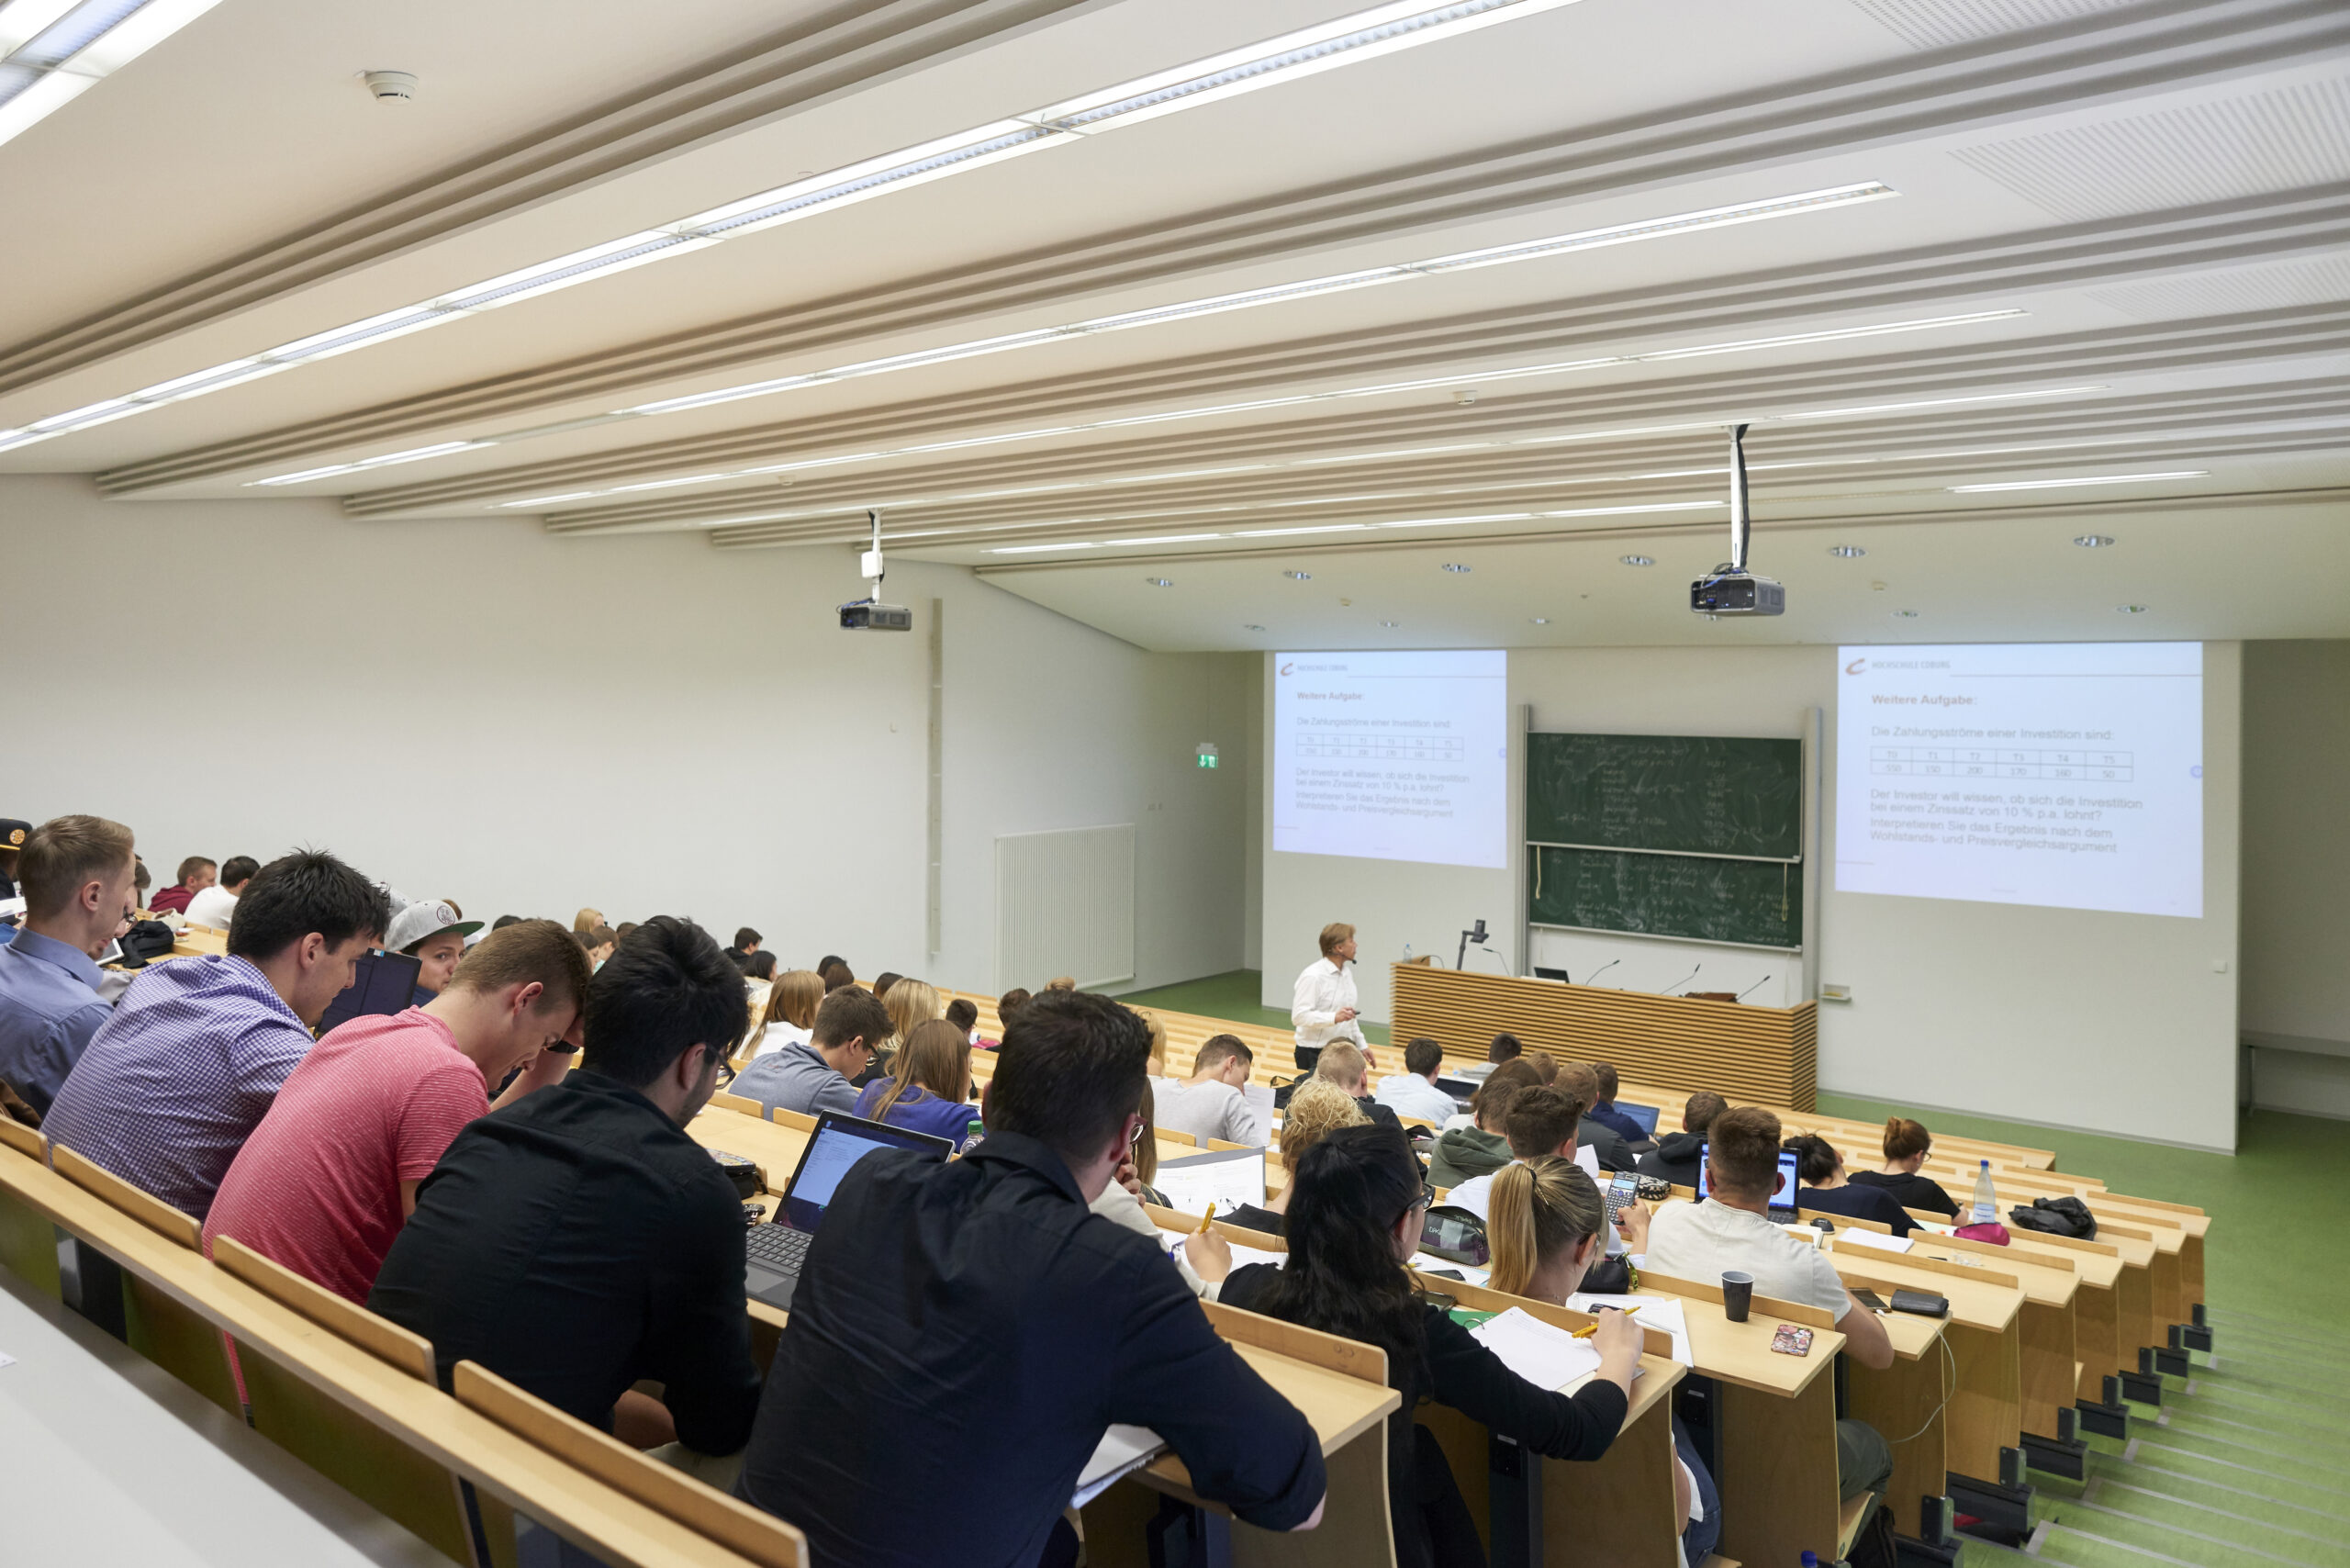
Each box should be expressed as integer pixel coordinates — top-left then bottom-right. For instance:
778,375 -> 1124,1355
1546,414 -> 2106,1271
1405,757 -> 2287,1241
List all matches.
1616,1102 -> 1662,1137
314,950 -> 423,1036
1695,1145 -> 1803,1220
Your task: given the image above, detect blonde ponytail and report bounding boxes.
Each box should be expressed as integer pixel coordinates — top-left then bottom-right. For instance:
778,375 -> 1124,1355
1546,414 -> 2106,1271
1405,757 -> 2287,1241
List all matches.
1485,1156 -> 1606,1299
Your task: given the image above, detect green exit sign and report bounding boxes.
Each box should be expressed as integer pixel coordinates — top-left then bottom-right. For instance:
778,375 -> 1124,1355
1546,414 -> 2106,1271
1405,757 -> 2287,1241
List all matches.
1196,743 -> 1218,768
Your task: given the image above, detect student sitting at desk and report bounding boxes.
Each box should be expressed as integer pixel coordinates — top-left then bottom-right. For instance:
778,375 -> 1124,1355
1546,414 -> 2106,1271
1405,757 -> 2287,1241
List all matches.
1583,1061 -> 1651,1148
1091,1076 -> 1229,1298
181,855 -> 255,931
1376,1036 -> 1462,1125
148,855 -> 215,916
1784,1132 -> 1917,1237
1221,1124 -> 1640,1568
732,984 -> 888,1117
990,986 -> 1030,1047
1486,1156 -> 1719,1565
1634,1090 -> 1726,1190
1427,1078 -> 1521,1189
1152,1033 -> 1262,1146
1644,1107 -> 1897,1556
46,850 -> 391,1221
0,814 -> 137,1116
1219,1077 -> 1365,1237
1554,1061 -> 1634,1171
386,900 -> 482,1006
737,986 -> 1326,1568
1438,1055 -> 1539,1131
1848,1116 -> 1962,1219
370,916 -> 761,1457
740,968 -> 822,1063
1313,1039 -> 1403,1135
204,919 -> 586,1302
852,1018 -> 977,1143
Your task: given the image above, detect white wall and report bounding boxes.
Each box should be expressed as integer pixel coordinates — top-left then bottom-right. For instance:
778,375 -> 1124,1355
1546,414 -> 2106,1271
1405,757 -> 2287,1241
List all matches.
0,476 -> 1248,997
1262,643 -> 2244,1150
2241,640 -> 2350,1120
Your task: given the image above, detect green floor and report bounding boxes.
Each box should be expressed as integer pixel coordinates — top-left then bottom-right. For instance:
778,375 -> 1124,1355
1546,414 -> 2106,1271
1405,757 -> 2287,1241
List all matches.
1127,970 -> 2350,1566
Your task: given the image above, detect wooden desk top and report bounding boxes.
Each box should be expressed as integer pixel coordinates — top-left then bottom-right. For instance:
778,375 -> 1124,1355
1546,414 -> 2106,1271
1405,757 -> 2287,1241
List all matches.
1131,1342 -> 1401,1513
0,1146 -> 768,1568
1646,1287 -> 1847,1398
1903,1238 -> 2076,1309
1823,1250 -> 2023,1335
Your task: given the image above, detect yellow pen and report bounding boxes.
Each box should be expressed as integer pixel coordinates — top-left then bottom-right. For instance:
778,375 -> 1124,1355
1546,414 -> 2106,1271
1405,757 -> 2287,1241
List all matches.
1571,1323 -> 1600,1339
1196,1202 -> 1218,1233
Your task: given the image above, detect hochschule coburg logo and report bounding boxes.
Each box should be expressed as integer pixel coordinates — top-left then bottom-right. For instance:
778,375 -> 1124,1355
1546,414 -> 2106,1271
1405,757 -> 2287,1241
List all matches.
1845,657 -> 1867,676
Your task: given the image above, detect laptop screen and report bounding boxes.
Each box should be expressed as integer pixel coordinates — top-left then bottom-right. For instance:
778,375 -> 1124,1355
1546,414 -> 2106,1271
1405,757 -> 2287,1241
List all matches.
1617,1101 -> 1661,1137
314,950 -> 423,1037
779,1112 -> 951,1231
1695,1145 -> 1803,1218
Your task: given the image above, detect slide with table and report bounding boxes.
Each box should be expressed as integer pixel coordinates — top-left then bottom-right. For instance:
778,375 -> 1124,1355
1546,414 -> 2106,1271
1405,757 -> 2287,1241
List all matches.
1835,642 -> 2202,917
1271,648 -> 1508,867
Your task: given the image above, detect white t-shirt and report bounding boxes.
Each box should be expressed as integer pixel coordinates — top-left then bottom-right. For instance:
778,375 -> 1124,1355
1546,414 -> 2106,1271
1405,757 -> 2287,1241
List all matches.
1642,1198 -> 1854,1321
744,1020 -> 811,1062
183,885 -> 239,930
1373,1073 -> 1458,1125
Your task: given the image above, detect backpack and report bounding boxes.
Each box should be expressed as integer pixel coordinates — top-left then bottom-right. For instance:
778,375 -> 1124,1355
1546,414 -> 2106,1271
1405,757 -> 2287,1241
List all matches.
2008,1195 -> 2097,1239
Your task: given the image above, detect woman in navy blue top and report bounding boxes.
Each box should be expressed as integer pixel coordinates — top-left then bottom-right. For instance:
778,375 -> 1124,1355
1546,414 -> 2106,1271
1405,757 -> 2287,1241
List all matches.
852,1018 -> 977,1144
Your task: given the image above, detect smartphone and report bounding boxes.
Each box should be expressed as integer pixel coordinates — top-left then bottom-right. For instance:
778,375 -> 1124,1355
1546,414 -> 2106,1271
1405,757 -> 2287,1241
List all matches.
1771,1323 -> 1815,1357
1848,1286 -> 1891,1314
1605,1170 -> 1638,1224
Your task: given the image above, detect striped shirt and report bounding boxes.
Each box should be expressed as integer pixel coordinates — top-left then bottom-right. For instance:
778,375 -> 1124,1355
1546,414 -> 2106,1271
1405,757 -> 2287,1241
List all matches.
45,954 -> 314,1221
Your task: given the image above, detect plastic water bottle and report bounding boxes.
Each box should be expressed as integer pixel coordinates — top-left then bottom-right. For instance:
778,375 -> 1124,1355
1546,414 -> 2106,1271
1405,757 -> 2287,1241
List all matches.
1801,1553 -> 1819,1567
1971,1158 -> 1997,1226
960,1117 -> 985,1156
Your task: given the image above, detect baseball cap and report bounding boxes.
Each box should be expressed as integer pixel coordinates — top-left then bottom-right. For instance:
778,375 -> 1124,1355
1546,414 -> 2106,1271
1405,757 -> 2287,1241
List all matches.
0,820 -> 28,851
386,899 -> 484,954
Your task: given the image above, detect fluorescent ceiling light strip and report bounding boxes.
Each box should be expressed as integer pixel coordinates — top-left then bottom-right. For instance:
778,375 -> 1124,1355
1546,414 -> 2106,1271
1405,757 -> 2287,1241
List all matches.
250,441 -> 490,486
0,0 -> 224,148
1412,184 -> 1895,274
1948,470 -> 2208,492
982,498 -> 1723,553
1783,386 -> 2107,420
16,0 -> 1588,451
464,310 -> 2016,510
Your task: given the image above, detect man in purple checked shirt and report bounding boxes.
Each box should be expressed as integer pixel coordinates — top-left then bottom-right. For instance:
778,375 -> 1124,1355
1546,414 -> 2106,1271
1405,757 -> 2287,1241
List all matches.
45,849 -> 389,1221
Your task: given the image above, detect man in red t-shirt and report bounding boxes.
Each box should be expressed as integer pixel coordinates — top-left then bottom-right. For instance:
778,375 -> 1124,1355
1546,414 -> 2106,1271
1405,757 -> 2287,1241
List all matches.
204,919 -> 592,1301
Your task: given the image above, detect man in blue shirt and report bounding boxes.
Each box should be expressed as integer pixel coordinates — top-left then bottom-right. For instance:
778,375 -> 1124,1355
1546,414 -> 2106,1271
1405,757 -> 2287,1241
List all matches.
0,815 -> 137,1114
1585,1060 -> 1651,1148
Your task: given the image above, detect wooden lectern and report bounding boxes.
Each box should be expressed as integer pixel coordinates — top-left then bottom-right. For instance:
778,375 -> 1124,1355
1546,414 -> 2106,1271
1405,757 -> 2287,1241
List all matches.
1391,963 -> 1818,1110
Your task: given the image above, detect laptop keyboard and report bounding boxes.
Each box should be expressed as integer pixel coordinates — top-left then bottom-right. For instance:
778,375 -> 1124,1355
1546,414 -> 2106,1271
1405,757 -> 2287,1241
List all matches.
746,1224 -> 812,1274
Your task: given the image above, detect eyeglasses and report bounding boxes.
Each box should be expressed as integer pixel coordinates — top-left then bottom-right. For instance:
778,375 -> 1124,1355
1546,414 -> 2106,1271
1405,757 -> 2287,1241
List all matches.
1410,1186 -> 1436,1215
1129,1118 -> 1147,1149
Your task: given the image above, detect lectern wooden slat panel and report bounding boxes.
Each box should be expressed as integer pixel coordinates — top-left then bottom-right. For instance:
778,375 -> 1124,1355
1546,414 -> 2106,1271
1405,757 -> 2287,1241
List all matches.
1391,964 -> 1818,1111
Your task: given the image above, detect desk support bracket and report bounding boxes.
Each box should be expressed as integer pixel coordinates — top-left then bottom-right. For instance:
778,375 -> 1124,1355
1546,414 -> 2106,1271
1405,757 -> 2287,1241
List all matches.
1487,1432 -> 1541,1568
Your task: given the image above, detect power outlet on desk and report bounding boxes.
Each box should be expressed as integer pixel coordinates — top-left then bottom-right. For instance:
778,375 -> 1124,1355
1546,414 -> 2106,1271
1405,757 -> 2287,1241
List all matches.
1820,982 -> 1852,1003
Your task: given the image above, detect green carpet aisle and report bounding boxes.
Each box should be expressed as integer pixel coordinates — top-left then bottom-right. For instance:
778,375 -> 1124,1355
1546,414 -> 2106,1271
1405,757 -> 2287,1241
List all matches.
1125,971 -> 2350,1567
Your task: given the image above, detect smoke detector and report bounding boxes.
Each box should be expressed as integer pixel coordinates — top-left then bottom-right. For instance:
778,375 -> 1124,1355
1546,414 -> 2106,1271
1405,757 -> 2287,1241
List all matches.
363,71 -> 419,101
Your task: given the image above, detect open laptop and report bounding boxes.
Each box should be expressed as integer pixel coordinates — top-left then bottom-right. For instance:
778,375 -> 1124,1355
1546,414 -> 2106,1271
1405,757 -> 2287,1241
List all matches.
1616,1101 -> 1662,1137
313,950 -> 424,1036
1695,1144 -> 1803,1222
744,1110 -> 953,1310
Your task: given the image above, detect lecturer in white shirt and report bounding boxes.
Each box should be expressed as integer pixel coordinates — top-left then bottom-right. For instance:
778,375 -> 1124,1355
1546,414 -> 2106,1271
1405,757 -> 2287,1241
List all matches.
1291,922 -> 1367,1069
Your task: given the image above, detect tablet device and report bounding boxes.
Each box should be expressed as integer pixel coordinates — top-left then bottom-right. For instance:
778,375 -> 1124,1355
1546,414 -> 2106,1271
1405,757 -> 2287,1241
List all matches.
314,950 -> 424,1036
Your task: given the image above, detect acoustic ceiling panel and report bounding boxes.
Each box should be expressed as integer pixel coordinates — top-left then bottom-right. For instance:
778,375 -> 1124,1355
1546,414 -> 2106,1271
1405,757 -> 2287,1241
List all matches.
2087,253 -> 2350,321
1847,0 -> 2133,50
1953,77 -> 2350,222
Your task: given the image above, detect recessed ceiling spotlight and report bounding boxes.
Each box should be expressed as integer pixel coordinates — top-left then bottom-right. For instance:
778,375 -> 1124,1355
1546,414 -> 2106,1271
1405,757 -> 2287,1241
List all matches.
1829,544 -> 1866,557
1529,617 -> 1551,625
1283,570 -> 1311,580
1243,622 -> 1266,631
1144,577 -> 1172,587
1379,620 -> 1400,627
1620,554 -> 1654,566
1441,563 -> 1472,573
2074,534 -> 2116,548
1891,609 -> 1919,618
2116,603 -> 2148,614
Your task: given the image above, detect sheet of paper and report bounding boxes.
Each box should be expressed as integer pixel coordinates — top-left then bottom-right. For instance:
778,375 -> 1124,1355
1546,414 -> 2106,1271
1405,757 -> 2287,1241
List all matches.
1153,1148 -> 1266,1214
1241,1082 -> 1275,1145
1567,1293 -> 1693,1366
0,1350 -> 14,1369
1470,1306 -> 1603,1392
1071,1424 -> 1167,1508
1180,1238 -> 1287,1271
1833,1227 -> 1915,1256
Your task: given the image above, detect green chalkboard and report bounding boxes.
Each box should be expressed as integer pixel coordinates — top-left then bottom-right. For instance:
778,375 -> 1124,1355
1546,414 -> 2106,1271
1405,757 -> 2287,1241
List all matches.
1527,733 -> 1802,860
1530,846 -> 1803,949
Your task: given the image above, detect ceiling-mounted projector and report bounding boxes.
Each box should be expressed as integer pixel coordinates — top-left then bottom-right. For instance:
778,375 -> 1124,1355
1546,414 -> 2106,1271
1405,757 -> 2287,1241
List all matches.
839,508 -> 913,632
1690,423 -> 1784,617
